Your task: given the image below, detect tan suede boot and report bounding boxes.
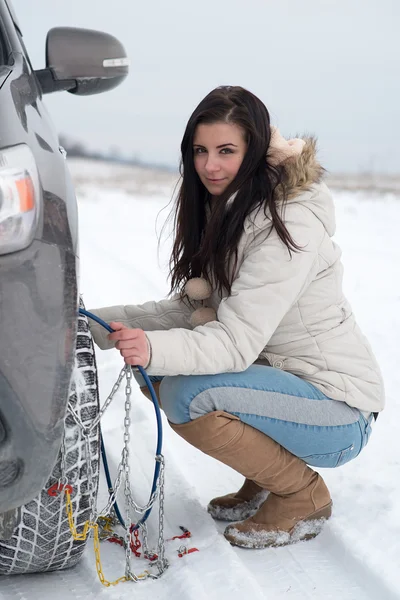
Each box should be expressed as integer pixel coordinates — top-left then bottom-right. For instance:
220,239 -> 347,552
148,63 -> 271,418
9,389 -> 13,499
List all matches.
169,411 -> 332,549
207,479 -> 269,522
140,381 -> 162,408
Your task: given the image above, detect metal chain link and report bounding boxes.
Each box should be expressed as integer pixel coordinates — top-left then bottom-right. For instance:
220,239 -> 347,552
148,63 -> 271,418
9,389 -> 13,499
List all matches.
122,369 -> 134,581
68,366 -> 127,434
67,362 -> 99,523
127,486 -> 160,515
58,429 -> 68,487
84,429 -> 98,522
98,368 -> 133,518
136,456 -> 168,576
98,367 -> 160,518
90,367 -> 128,431
155,455 -> 168,574
67,361 -> 168,583
140,521 -> 150,557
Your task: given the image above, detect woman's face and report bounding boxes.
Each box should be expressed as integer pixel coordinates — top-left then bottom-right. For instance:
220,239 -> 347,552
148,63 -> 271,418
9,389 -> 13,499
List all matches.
193,122 -> 247,196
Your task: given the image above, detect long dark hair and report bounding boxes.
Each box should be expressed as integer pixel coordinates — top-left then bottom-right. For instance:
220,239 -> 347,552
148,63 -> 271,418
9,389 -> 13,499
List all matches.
168,85 -> 299,297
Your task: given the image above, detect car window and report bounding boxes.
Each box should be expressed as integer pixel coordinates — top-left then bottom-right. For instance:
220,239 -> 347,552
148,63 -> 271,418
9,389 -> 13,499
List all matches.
0,21 -> 7,66
0,4 -> 15,68
0,6 -> 33,73
4,0 -> 21,34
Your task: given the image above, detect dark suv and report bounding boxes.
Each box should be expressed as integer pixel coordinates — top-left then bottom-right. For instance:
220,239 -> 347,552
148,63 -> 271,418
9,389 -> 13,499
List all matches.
0,0 -> 128,532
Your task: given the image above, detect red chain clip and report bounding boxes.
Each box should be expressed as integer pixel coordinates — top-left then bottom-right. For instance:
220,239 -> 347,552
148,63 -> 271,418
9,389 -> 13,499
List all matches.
107,536 -> 124,548
168,526 -> 192,541
107,529 -> 159,562
177,546 -> 199,558
47,483 -> 73,497
144,551 -> 159,562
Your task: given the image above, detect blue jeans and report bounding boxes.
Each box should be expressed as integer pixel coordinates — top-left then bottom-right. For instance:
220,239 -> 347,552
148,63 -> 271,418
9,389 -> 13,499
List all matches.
140,365 -> 373,469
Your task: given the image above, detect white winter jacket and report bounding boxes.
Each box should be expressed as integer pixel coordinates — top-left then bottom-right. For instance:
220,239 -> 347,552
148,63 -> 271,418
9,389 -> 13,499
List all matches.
90,139 -> 384,414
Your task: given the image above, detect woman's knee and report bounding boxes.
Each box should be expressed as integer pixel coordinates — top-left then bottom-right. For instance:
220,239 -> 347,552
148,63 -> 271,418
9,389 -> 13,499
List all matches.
159,375 -> 193,425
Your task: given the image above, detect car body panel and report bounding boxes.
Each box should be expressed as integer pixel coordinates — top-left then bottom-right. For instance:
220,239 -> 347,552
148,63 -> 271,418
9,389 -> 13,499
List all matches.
0,1 -> 78,512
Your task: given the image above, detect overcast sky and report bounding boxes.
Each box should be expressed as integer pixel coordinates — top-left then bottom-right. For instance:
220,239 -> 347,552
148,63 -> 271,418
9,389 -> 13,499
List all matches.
11,0 -> 400,173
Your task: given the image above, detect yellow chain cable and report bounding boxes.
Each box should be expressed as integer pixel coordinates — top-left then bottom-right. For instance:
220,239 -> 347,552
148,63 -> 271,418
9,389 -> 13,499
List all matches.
97,516 -> 115,541
65,490 -> 149,587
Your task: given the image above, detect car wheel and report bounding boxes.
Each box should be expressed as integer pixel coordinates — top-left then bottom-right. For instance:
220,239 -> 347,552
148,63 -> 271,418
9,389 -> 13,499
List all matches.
0,300 -> 101,574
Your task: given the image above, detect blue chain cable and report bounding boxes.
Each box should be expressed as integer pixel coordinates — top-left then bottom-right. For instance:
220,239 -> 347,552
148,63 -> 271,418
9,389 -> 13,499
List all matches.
79,308 -> 163,531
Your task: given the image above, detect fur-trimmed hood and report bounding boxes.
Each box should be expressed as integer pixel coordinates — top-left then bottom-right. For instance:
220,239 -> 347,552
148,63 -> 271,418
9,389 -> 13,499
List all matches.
245,136 -> 336,237
277,137 -> 325,200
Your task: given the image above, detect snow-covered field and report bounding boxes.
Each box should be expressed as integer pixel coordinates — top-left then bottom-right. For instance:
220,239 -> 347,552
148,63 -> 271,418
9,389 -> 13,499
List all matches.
1,160 -> 400,599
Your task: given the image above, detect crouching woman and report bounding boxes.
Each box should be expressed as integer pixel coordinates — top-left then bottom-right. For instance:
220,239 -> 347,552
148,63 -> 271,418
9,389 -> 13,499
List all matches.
89,86 -> 384,548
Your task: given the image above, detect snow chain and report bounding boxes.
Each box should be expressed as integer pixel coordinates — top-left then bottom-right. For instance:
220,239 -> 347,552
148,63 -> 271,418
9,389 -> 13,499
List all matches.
61,364 -> 168,586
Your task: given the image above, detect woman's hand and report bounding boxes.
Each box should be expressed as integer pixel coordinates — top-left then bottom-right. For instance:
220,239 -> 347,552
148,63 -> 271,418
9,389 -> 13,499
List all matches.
108,322 -> 151,367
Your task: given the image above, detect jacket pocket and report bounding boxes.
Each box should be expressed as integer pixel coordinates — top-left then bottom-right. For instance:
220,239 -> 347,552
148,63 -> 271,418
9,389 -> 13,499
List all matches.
313,313 -> 355,343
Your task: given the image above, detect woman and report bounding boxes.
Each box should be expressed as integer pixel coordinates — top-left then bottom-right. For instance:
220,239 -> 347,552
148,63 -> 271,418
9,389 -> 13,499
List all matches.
89,86 -> 384,549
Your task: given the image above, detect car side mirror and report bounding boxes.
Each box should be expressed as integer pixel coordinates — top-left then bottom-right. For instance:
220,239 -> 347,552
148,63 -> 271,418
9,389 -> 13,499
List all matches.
34,27 -> 129,96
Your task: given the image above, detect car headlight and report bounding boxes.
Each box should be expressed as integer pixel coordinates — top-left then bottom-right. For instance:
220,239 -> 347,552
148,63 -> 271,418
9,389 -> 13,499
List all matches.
0,145 -> 41,255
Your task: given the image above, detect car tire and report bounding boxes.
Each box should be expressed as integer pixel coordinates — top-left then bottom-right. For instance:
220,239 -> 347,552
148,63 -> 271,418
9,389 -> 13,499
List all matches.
0,300 -> 101,574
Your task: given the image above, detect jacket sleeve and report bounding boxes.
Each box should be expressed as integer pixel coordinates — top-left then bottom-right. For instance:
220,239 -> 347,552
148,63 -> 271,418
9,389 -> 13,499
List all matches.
145,206 -> 324,376
88,294 -> 198,350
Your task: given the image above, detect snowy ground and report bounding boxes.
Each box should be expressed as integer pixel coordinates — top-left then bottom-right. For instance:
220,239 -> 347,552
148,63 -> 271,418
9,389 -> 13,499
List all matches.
1,160 -> 400,599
